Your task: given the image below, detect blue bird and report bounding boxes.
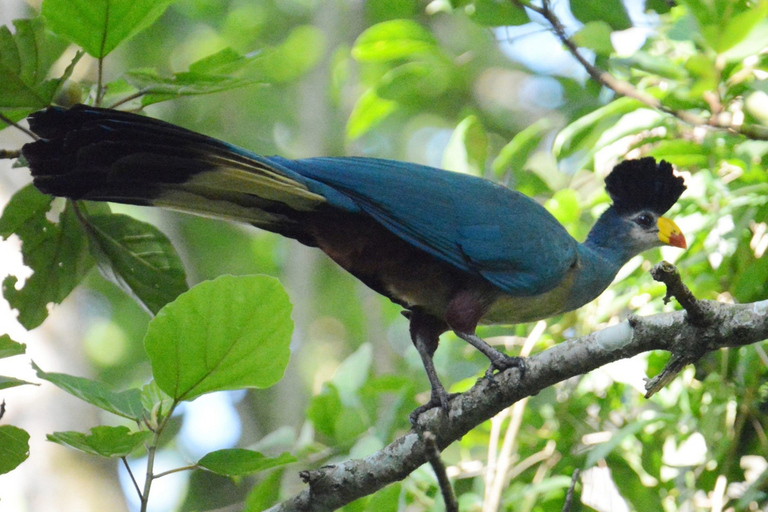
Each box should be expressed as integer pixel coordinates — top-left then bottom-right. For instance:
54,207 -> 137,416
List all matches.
22,105 -> 686,420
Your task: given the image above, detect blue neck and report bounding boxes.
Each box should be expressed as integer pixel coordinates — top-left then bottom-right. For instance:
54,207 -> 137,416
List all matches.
563,208 -> 638,311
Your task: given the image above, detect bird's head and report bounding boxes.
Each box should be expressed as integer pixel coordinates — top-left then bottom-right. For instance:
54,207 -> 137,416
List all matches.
586,158 -> 687,262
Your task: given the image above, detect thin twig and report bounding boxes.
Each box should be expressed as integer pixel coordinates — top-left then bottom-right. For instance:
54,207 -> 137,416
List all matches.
0,112 -> 38,140
0,149 -> 22,160
153,464 -> 199,479
561,468 -> 580,512
423,431 -> 459,512
650,261 -> 712,326
96,56 -> 105,107
644,261 -> 713,397
0,399 -> 5,421
517,0 -> 768,141
140,435 -> 158,512
107,90 -> 149,109
122,456 -> 142,498
139,399 -> 179,512
484,321 -> 545,511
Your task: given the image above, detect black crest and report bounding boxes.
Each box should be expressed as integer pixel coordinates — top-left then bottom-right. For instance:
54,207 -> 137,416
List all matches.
605,157 -> 686,215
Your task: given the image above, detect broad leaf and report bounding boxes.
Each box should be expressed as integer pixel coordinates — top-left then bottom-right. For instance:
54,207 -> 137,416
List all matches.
125,69 -> 260,107
442,115 -> 488,176
244,25 -> 326,83
570,0 -> 631,30
243,470 -> 283,512
573,21 -> 615,56
34,362 -> 145,421
492,118 -> 553,177
375,60 -> 452,101
0,376 -> 38,390
0,334 -> 25,359
307,383 -> 343,438
125,46 -> 267,106
0,187 -> 94,329
0,18 -> 69,112
586,416 -> 670,468
352,20 -> 438,62
346,89 -> 397,139
463,0 -> 529,26
144,275 -> 293,402
42,0 -> 174,58
139,380 -> 174,426
553,97 -> 643,161
681,0 -> 768,53
198,449 -> 295,476
82,213 -> 188,315
47,426 -> 152,457
0,425 -> 30,474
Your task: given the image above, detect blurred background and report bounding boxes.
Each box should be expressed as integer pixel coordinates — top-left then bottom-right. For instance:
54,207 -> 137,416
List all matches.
1,0 -> 768,511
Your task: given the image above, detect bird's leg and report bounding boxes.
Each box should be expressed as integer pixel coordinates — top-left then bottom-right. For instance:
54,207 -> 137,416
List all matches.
446,290 -> 526,382
407,311 -> 458,423
453,331 -> 526,381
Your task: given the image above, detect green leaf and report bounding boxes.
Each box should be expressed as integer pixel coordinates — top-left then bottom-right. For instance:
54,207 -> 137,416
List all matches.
614,52 -> 688,80
346,89 -> 398,139
646,0 -> 673,14
586,416 -> 670,468
42,0 -> 175,58
365,482 -> 402,512
0,334 -> 25,359
198,449 -> 295,476
144,275 -> 293,402
81,213 -> 188,315
647,139 -> 710,167
34,362 -> 145,421
375,60 -> 452,101
331,344 -> 373,407
570,0 -> 632,30
139,380 -> 174,425
682,0 -> 768,53
243,469 -> 284,511
553,97 -> 655,168
124,46 -> 270,106
245,25 -> 326,83
463,0 -> 529,26
492,118 -> 553,177
0,425 -> 30,474
442,115 -> 488,176
572,21 -> 615,56
0,186 -> 94,330
307,383 -> 343,438
47,426 -> 152,457
125,69 -> 261,107
0,376 -> 38,390
722,19 -> 768,62
545,189 -> 581,226
0,17 -> 69,111
352,20 -> 438,62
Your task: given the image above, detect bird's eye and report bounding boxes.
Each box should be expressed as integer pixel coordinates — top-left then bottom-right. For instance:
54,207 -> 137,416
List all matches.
635,213 -> 654,228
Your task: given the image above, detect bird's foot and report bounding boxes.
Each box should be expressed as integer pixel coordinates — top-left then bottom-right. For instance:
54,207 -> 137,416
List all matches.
409,389 -> 460,425
484,354 -> 526,383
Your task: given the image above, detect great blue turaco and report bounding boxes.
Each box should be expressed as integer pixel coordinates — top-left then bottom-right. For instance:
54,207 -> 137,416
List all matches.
21,104 -> 687,420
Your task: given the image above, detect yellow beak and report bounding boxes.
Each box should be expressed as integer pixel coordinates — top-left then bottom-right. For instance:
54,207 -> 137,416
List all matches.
657,217 -> 686,249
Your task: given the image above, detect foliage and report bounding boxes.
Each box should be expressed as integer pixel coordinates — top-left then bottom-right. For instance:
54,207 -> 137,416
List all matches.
0,0 -> 767,511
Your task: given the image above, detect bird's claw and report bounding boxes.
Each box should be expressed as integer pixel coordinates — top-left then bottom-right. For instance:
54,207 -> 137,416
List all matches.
409,390 -> 460,425
485,355 -> 526,384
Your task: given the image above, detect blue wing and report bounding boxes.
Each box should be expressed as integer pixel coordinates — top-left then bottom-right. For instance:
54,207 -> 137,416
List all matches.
265,156 -> 579,297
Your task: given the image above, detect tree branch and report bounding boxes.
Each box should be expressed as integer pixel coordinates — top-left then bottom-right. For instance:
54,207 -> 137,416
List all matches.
424,431 -> 458,512
267,297 -> 768,512
0,112 -> 37,140
519,0 -> 768,141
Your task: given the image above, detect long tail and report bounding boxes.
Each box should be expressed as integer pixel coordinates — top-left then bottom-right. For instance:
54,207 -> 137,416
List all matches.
22,105 -> 329,241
